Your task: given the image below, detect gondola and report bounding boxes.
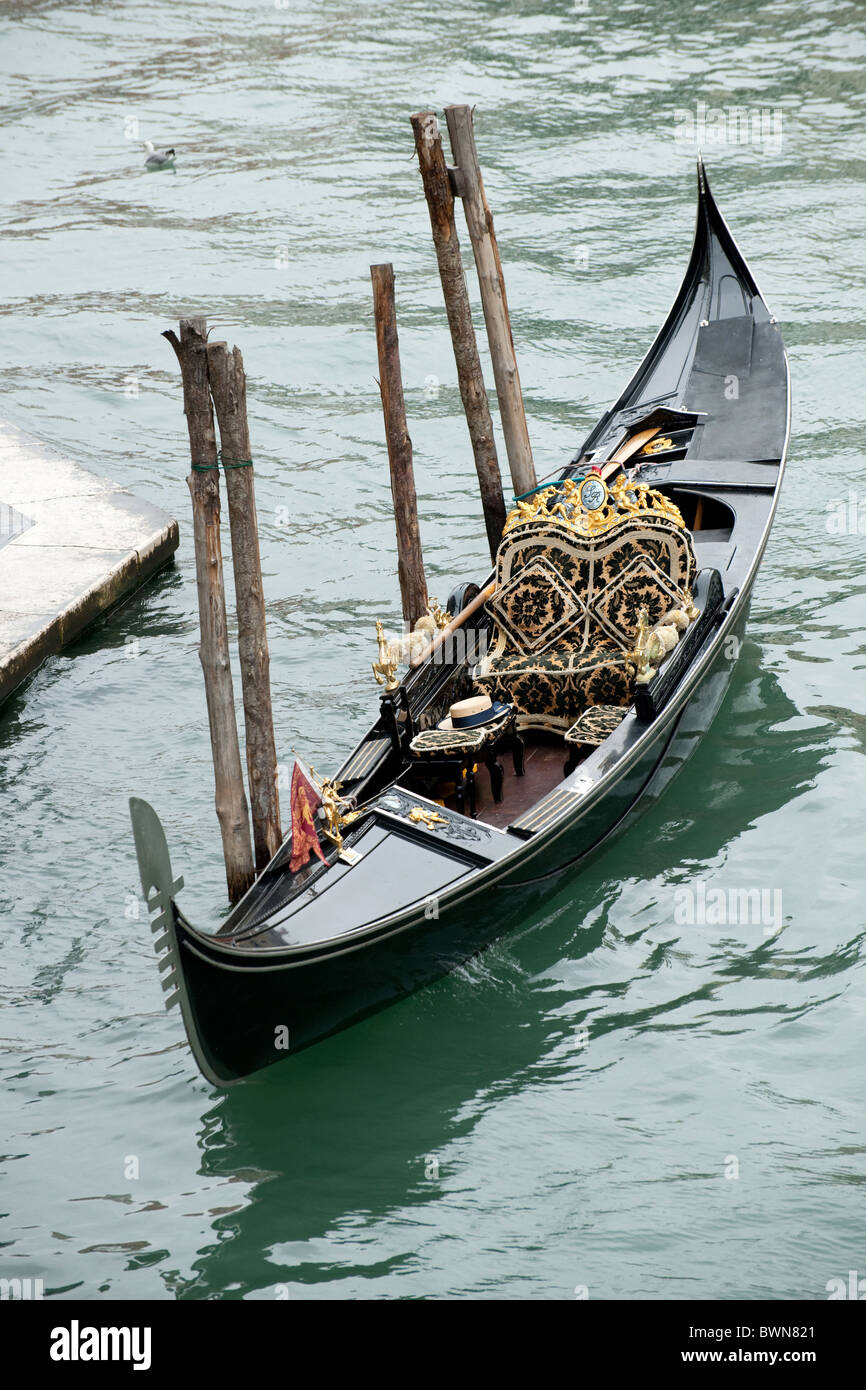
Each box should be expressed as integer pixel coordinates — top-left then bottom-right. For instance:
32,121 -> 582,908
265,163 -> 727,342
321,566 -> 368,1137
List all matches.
130,161 -> 790,1086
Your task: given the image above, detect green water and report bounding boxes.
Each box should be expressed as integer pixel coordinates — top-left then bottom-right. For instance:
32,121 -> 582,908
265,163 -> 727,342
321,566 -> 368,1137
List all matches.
1,0 -> 864,1300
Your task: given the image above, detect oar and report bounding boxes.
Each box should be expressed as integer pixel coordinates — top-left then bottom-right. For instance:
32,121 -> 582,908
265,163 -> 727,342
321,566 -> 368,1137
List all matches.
410,580 -> 496,668
597,424 -> 661,481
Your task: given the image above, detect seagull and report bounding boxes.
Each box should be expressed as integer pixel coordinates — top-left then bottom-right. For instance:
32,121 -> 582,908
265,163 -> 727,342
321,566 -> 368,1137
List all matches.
143,140 -> 176,169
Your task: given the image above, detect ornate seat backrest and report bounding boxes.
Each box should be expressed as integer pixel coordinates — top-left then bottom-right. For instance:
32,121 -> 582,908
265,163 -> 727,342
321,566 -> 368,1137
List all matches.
485,477 -> 697,658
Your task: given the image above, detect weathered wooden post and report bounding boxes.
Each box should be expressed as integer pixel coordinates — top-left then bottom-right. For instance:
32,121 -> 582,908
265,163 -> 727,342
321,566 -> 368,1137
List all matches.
410,109 -> 506,560
162,317 -> 255,903
370,262 -> 429,628
207,340 -> 282,873
444,105 -> 537,499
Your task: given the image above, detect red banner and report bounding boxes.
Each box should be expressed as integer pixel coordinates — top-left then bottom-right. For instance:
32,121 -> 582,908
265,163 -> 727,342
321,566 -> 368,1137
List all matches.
288,762 -> 328,873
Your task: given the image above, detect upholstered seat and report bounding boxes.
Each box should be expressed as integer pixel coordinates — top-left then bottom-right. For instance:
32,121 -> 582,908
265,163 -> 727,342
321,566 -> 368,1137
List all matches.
565,704 -> 628,747
408,709 -> 524,815
562,703 -> 630,774
472,474 -> 698,732
409,712 -> 513,758
473,642 -> 634,733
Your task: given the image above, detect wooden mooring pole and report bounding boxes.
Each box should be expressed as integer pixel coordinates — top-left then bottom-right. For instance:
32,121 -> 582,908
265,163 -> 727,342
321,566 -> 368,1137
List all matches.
410,110 -> 506,560
162,317 -> 255,904
444,105 -> 537,500
370,262 -> 429,628
207,340 -> 282,873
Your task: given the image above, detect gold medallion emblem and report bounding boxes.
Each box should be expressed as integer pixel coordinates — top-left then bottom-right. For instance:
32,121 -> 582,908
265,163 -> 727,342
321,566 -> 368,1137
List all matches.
578,474 -> 609,512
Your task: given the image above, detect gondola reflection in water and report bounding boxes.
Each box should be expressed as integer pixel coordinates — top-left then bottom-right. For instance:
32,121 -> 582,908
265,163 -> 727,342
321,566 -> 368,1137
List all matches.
130,163 -> 790,1085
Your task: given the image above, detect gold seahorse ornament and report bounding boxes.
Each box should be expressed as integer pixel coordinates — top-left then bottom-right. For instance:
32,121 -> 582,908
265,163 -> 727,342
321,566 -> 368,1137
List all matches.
629,606 -> 667,685
317,775 -> 360,852
408,807 -> 449,829
371,618 -> 400,691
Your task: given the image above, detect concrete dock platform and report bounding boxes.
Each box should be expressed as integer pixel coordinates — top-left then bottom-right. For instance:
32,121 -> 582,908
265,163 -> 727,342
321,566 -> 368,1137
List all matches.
0,420 -> 179,704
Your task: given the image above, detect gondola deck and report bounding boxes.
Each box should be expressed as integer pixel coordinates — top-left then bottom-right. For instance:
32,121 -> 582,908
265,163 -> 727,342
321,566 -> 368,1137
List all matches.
130,161 -> 790,1085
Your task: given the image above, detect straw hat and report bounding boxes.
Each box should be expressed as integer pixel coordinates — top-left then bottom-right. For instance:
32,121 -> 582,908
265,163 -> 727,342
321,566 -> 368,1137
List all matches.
437,693 -> 513,731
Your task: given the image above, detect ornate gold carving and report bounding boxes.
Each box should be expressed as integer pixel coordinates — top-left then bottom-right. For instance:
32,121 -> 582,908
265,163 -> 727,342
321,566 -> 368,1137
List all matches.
407,598 -> 449,657
372,618 -> 400,691
501,473 -> 686,541
627,599 -> 699,685
407,807 -> 449,829
426,597 -> 450,631
628,606 -> 664,685
665,583 -> 700,628
640,436 -> 674,455
316,775 -> 360,852
372,602 -> 448,687
577,474 -> 609,512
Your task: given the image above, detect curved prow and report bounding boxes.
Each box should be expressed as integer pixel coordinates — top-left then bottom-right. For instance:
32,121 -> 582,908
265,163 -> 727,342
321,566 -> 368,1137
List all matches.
696,157 -> 763,310
575,160 -> 787,467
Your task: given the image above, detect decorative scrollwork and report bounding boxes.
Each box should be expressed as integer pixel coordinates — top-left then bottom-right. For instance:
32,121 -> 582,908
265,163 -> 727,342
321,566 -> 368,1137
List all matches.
426,597 -> 450,631
501,474 -> 686,541
640,436 -> 674,455
306,767 -> 360,852
372,618 -> 400,691
407,806 -> 449,829
375,787 -> 488,842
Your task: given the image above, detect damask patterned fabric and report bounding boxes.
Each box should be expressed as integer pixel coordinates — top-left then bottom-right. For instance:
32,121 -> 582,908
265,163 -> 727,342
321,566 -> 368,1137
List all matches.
572,647 -> 635,713
565,704 -> 628,747
485,556 -> 584,655
489,516 -> 696,656
409,713 -> 512,759
473,502 -> 697,732
473,643 -> 634,734
591,553 -> 685,645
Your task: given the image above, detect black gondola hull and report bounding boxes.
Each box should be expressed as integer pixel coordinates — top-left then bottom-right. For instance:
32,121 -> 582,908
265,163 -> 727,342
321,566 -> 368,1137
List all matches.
130,161 -> 789,1086
167,593 -> 750,1084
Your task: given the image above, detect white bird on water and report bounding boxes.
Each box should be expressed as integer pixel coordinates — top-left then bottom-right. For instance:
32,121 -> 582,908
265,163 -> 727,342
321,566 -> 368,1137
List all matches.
143,140 -> 176,169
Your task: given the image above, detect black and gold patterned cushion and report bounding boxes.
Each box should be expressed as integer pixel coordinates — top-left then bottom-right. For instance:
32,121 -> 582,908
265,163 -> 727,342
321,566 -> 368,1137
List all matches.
474,643 -> 634,734
490,517 -> 695,654
591,552 -> 685,648
409,713 -> 512,759
564,704 -> 628,747
485,556 -> 585,655
474,670 -> 574,732
472,490 -> 697,733
572,646 -> 634,713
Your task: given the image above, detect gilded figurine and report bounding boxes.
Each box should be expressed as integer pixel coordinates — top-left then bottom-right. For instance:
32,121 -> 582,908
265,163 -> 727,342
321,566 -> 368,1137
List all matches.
372,618 -> 400,691
318,775 -> 359,852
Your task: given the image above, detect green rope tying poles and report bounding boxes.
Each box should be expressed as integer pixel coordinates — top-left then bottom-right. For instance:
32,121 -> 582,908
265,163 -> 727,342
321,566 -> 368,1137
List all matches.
190,453 -> 254,472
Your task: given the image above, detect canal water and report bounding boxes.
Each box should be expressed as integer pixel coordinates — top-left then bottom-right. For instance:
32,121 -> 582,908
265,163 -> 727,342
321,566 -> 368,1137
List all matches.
1,0 -> 864,1300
